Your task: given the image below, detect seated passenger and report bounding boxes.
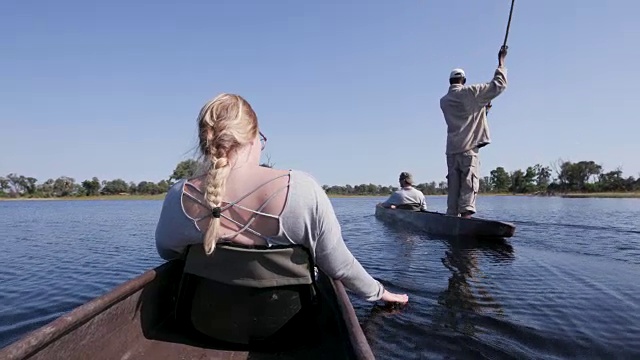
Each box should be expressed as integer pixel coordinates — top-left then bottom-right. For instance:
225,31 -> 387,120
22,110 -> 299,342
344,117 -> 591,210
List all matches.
155,93 -> 408,305
378,172 -> 427,211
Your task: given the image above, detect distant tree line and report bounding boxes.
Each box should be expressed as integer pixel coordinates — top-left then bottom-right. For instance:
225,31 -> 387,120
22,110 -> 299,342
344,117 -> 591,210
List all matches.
0,173 -> 175,199
1,159 -> 638,199
480,160 -> 640,194
322,181 -> 448,196
322,160 -> 640,196
0,156 -> 277,199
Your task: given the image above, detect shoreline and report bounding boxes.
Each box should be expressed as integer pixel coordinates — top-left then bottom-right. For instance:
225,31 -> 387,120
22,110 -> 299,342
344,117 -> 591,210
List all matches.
0,194 -> 167,201
558,192 -> 640,199
2,191 -> 640,201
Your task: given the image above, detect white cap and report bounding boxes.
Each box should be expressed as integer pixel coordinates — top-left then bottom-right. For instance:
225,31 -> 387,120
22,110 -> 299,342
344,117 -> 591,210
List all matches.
449,68 -> 465,79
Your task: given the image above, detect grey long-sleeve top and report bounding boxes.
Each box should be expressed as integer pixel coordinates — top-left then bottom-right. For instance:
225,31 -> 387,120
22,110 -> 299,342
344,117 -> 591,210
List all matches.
440,66 -> 508,155
155,169 -> 385,301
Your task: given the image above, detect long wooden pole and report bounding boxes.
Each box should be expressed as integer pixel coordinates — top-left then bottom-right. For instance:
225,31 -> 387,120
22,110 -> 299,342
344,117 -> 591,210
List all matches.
488,0 -> 516,116
503,0 -> 516,48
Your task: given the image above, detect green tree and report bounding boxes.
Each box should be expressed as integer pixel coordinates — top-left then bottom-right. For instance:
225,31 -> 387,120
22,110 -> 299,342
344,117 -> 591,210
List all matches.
322,183 -> 397,196
0,177 -> 9,193
598,168 -> 625,192
558,160 -> 602,191
53,176 -> 76,197
415,181 -> 447,195
81,177 -> 101,196
37,179 -> 55,197
509,170 -> 524,193
102,179 -> 129,195
490,167 -> 511,192
438,181 -> 447,193
523,166 -> 537,192
22,177 -> 38,195
6,173 -> 23,193
157,180 -> 170,193
508,167 -> 537,193
479,176 -> 492,193
533,164 -> 552,191
170,160 -> 200,182
72,183 -> 84,196
623,176 -> 639,191
137,181 -> 160,195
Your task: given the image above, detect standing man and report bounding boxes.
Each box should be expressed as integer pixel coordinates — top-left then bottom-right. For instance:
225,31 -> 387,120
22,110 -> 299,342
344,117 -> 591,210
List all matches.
440,46 -> 508,218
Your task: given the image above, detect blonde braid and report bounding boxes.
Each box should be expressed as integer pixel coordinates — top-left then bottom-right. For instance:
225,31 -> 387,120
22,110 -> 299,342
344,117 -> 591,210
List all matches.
196,93 -> 259,255
203,153 -> 231,255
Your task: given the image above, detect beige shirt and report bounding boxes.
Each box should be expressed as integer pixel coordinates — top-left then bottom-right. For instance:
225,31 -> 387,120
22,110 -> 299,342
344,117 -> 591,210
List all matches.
440,67 -> 507,155
381,186 -> 427,211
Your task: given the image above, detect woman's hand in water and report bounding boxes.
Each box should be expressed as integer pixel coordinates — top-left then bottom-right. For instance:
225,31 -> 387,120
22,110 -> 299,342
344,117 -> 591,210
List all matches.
381,289 -> 409,304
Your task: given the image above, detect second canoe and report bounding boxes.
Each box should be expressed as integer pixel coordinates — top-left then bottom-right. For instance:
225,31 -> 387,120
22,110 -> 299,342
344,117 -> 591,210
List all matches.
374,205 -> 516,239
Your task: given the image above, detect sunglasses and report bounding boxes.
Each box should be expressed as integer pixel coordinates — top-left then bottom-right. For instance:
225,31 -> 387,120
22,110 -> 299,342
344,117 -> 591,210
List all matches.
259,131 -> 267,151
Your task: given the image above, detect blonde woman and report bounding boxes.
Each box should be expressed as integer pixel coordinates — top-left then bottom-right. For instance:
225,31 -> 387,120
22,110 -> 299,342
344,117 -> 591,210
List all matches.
155,93 -> 408,305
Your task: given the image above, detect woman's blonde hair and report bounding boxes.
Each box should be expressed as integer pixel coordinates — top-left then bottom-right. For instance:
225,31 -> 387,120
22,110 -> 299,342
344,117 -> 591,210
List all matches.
196,93 -> 258,254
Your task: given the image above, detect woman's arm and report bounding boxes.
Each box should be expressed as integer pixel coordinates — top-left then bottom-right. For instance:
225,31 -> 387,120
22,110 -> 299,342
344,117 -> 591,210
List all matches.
281,171 -> 384,301
312,187 -> 385,301
154,180 -> 193,260
293,172 -> 406,303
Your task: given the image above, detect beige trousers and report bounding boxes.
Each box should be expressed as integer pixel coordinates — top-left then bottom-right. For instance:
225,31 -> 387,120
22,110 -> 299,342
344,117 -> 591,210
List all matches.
446,148 -> 479,216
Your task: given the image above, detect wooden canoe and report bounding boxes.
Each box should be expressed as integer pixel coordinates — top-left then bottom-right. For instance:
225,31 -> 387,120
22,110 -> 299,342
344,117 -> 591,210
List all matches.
0,259 -> 375,360
374,205 -> 516,239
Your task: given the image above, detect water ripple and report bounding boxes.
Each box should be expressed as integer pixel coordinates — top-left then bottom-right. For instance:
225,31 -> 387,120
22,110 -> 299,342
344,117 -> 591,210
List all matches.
1,196 -> 640,359
334,196 -> 640,359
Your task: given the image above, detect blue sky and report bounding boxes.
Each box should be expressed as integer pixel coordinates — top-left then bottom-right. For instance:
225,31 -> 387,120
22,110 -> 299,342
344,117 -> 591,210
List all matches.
1,0 -> 639,186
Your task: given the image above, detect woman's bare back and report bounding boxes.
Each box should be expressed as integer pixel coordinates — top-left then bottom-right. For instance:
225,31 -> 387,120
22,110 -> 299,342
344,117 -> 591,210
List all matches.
181,167 -> 291,246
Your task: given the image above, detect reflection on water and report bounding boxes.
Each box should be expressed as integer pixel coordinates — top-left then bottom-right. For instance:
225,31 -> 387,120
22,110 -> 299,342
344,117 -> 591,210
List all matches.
360,303 -> 404,343
433,237 -> 514,337
343,196 -> 640,359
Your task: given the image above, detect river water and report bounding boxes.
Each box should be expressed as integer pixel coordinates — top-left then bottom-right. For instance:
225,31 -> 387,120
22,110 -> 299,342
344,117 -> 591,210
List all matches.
1,196 -> 639,359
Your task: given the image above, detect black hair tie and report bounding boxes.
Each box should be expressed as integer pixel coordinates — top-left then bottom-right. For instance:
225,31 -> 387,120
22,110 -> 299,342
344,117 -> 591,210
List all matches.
211,207 -> 222,218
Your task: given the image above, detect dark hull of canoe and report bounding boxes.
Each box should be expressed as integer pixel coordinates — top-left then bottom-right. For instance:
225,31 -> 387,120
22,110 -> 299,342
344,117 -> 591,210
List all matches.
0,260 -> 374,360
375,206 -> 516,239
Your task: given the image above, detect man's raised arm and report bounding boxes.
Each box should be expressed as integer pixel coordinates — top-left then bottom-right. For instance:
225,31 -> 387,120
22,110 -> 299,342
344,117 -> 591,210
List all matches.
469,46 -> 509,107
